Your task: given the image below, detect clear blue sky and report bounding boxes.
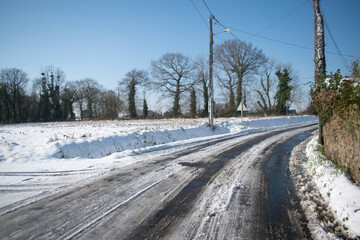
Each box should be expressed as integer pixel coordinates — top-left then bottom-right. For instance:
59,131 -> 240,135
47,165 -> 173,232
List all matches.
1,0 -> 359,109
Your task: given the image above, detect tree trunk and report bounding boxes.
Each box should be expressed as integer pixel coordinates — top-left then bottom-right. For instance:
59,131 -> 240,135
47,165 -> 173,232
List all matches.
143,99 -> 148,119
202,78 -> 208,117
0,99 -> 2,123
128,80 -> 137,118
190,88 -> 196,118
79,101 -> 83,120
173,81 -> 181,117
87,100 -> 93,119
236,76 -> 242,107
229,84 -> 235,115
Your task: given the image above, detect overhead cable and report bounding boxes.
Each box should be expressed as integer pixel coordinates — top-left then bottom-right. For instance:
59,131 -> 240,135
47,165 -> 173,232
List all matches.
320,4 -> 351,69
257,0 -> 311,34
200,0 -> 359,59
190,0 -> 208,29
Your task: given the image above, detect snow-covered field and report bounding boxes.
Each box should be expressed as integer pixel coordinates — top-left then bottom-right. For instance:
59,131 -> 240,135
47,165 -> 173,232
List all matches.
1,115 -> 359,238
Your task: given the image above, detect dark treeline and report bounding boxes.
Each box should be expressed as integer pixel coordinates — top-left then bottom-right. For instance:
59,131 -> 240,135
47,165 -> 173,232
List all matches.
0,66 -> 123,123
1,39 -> 305,124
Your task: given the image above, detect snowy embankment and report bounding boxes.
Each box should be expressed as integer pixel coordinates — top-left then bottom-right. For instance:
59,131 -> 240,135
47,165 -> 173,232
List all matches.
59,116 -> 317,159
1,116 -> 317,162
306,137 -> 360,239
292,136 -> 360,239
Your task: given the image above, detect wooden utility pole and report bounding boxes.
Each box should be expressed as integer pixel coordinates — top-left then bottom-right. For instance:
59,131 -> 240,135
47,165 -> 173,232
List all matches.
313,0 -> 326,81
208,15 -> 214,130
313,0 -> 326,144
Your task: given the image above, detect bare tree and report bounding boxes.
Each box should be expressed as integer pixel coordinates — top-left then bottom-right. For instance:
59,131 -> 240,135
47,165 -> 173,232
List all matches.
120,69 -> 149,118
0,68 -> 29,123
74,80 -> 85,120
215,39 -> 267,106
215,63 -> 237,116
27,80 -> 42,122
61,81 -> 77,120
151,53 -> 195,117
74,78 -> 103,119
254,59 -> 277,115
100,90 -> 123,120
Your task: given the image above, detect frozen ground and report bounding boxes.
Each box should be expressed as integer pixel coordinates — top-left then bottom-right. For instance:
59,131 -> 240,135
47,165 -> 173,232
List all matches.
0,116 -> 314,210
1,115 -> 359,239
0,122 -> 316,239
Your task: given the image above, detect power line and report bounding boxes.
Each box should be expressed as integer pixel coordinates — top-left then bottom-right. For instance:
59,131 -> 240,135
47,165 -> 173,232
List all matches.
257,0 -> 311,35
200,0 -> 359,60
231,26 -> 359,59
190,0 -> 225,41
211,14 -> 315,52
201,0 -> 214,16
201,0 -> 310,49
320,4 -> 351,70
189,0 -> 208,29
232,27 -> 313,50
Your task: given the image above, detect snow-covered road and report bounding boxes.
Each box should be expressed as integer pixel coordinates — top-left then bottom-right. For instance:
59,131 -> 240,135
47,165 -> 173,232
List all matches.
0,116 -> 317,212
0,123 -> 317,239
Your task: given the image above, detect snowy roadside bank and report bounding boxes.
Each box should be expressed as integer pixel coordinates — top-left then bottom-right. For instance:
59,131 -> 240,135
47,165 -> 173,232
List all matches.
291,135 -> 360,239
1,116 -> 317,163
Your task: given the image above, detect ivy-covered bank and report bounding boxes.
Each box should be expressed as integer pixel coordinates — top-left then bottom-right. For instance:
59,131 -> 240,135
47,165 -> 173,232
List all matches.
323,106 -> 360,186
312,60 -> 360,186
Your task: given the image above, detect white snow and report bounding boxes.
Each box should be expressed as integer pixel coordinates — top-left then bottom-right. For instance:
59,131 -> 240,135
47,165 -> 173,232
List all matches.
2,115 -> 358,238
1,116 -> 317,164
304,136 -> 360,239
0,116 -> 315,211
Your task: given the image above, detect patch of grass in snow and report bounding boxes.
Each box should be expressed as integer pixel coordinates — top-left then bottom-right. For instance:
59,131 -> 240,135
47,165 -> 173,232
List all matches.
81,133 -> 92,138
48,133 -> 77,143
332,163 -> 346,177
316,145 -> 325,155
307,138 -> 345,178
316,145 -> 345,177
47,135 -> 60,143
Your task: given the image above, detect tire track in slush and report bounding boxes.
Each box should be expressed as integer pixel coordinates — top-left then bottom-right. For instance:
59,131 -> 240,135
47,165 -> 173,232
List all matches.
262,132 -> 314,239
172,126 -> 317,239
61,179 -> 163,240
123,125 -> 317,239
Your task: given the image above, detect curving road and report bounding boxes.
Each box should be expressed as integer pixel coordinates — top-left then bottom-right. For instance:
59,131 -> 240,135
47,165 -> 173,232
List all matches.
0,123 -> 317,239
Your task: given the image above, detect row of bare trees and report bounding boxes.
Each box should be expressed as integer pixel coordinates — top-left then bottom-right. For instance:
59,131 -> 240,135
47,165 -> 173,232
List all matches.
1,39 -> 302,123
121,39 -> 300,119
214,39 -> 300,117
118,53 -> 208,118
